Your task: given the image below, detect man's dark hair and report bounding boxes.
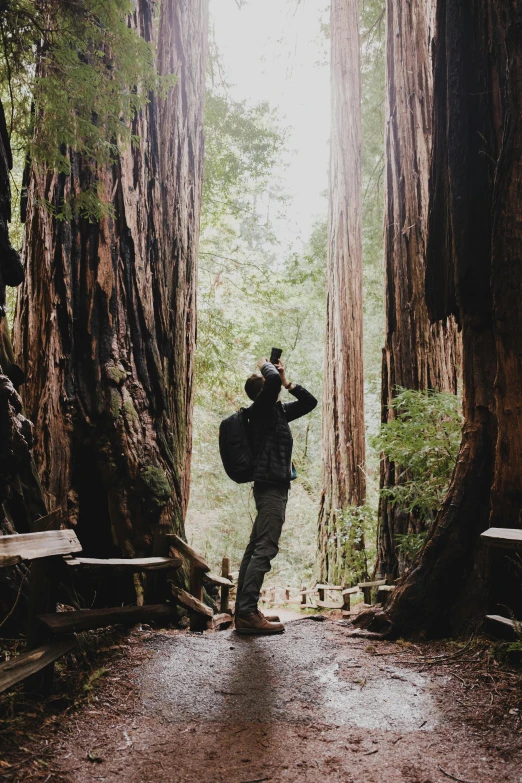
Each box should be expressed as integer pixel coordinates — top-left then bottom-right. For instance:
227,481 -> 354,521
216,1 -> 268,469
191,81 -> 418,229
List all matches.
245,373 -> 264,401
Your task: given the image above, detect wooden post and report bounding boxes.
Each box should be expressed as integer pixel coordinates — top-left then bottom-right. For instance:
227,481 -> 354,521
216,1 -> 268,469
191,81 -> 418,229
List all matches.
317,585 -> 325,604
301,586 -> 307,607
385,572 -> 394,586
26,512 -> 63,693
362,586 -> 371,605
270,586 -> 276,603
220,556 -> 231,614
342,588 -> 350,613
189,564 -> 207,632
26,557 -> 58,693
151,524 -> 170,603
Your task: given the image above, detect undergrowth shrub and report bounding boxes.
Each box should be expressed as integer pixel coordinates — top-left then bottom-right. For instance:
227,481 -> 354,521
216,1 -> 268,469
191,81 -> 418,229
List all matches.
372,388 -> 463,561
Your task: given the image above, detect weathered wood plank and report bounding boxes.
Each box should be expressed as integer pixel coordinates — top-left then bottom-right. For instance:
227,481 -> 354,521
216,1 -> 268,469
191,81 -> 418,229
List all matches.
64,556 -> 182,571
170,585 -> 213,618
189,563 -> 207,631
38,604 -> 177,635
484,614 -> 518,640
212,613 -> 233,630
481,528 -> 522,550
0,640 -> 75,694
316,600 -> 343,610
204,572 -> 234,587
358,579 -> 386,588
166,534 -> 210,572
315,584 -> 343,591
0,530 -> 81,566
342,587 -> 359,596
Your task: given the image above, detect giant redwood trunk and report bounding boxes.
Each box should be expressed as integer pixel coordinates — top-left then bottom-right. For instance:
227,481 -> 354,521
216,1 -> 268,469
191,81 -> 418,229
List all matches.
14,1 -> 208,594
376,0 -> 460,578
358,0 -> 522,637
318,0 -> 365,584
0,99 -> 46,630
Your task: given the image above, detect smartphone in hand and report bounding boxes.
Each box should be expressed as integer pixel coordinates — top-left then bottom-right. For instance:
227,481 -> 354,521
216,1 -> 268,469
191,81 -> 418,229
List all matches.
270,348 -> 282,366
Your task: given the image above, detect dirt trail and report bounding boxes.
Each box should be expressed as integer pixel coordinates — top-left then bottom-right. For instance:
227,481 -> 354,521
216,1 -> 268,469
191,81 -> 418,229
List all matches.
56,618 -> 521,783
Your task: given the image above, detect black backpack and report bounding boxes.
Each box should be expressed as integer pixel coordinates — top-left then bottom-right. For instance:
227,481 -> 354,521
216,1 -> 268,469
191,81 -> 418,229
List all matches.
219,408 -> 255,483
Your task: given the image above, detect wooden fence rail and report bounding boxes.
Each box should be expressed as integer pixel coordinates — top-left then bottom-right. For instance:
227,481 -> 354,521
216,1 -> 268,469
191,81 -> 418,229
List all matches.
0,517 -> 234,695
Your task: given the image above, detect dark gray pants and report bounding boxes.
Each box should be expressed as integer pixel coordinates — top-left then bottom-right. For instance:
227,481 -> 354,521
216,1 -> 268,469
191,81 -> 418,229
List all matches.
236,483 -> 289,616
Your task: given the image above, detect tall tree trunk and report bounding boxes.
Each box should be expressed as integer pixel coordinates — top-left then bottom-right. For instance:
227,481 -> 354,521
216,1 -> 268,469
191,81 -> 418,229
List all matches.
376,0 -> 460,579
318,0 -> 365,585
14,1 -> 208,599
0,99 -> 46,631
357,0 -> 522,637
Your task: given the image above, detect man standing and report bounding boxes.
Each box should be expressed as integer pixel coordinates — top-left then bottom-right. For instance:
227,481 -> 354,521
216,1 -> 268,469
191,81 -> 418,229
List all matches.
235,357 -> 317,634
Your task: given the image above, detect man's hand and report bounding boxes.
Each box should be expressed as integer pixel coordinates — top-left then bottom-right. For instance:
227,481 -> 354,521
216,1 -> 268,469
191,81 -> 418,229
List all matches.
257,357 -> 268,371
276,359 -> 289,387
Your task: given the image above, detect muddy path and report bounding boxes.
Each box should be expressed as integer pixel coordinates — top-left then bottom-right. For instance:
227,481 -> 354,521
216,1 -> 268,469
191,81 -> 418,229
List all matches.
50,617 -> 522,783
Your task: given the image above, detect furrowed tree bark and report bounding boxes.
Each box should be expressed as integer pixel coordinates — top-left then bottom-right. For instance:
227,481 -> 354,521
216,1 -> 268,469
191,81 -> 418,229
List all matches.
0,99 -> 47,632
356,0 -> 522,637
318,0 -> 365,584
14,1 -> 209,602
376,0 -> 460,579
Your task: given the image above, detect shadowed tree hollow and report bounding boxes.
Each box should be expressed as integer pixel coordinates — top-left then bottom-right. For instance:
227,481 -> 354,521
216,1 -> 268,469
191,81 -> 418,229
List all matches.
14,1 -> 209,588
376,0 -> 460,579
318,0 -> 366,585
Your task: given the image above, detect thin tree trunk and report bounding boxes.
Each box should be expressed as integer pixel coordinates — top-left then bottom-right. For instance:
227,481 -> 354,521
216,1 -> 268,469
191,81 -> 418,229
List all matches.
376,0 -> 460,579
357,0 -> 522,637
14,1 -> 208,600
318,0 -> 365,585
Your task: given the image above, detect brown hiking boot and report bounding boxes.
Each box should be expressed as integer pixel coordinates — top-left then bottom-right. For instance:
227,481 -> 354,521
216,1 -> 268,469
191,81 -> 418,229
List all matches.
235,611 -> 285,635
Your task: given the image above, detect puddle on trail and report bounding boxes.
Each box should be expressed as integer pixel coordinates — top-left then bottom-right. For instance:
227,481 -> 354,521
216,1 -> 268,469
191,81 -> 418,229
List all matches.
314,661 -> 437,731
141,622 -> 440,732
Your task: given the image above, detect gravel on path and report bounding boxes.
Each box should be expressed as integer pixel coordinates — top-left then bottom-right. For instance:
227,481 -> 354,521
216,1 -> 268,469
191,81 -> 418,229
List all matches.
54,617 -> 522,783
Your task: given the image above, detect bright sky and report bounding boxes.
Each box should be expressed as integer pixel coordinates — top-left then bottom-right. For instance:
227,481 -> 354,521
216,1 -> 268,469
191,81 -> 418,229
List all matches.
210,0 -> 331,254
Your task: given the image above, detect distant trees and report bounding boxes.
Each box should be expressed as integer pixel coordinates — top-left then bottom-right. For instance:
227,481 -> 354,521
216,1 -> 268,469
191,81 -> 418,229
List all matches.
318,0 -> 366,584
14,1 -> 209,592
360,0 -> 522,637
376,0 -> 460,579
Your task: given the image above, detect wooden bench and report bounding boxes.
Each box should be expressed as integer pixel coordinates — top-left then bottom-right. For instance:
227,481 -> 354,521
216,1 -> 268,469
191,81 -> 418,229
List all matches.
0,523 -> 201,692
167,534 -> 213,631
0,640 -> 76,695
65,555 -> 183,571
480,527 -> 522,550
484,614 -> 519,640
481,528 -> 522,639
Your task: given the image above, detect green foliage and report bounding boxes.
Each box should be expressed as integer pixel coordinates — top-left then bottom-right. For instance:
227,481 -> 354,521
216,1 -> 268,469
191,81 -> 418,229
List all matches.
395,531 -> 428,560
373,388 -> 463,525
187,33 -> 325,583
334,505 -> 375,585
1,0 -> 173,219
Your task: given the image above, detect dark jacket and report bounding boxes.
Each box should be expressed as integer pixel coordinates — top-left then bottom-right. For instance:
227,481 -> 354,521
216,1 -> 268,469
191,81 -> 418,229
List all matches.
246,362 -> 317,488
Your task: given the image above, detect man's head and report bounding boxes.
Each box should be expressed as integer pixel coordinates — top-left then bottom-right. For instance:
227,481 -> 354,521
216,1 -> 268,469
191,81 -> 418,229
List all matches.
245,373 -> 264,401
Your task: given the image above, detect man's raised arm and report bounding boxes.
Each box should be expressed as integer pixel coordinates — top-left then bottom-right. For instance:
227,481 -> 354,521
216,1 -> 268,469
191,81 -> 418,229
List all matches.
249,361 -> 282,416
283,384 -> 317,422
